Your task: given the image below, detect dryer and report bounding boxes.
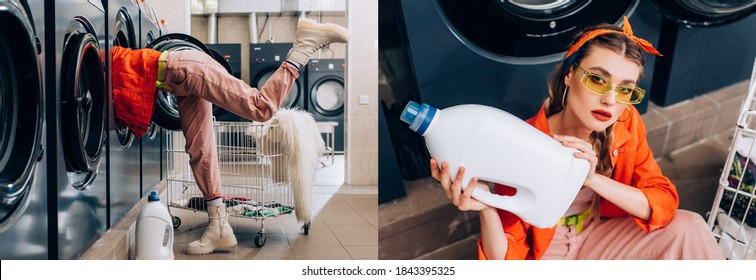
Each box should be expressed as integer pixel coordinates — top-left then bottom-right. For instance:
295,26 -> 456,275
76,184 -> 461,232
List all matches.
649,0 -> 756,106
249,43 -> 307,116
138,0 -> 162,197
307,59 -> 345,152
46,0 -> 109,259
0,0 -> 47,259
105,0 -> 141,228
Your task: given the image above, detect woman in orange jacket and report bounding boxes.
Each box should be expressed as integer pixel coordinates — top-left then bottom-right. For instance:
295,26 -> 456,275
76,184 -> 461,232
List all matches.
111,18 -> 348,255
430,17 -> 724,260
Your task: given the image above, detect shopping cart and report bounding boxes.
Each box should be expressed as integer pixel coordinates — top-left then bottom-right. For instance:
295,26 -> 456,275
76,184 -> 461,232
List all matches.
165,120 -> 311,247
707,57 -> 756,259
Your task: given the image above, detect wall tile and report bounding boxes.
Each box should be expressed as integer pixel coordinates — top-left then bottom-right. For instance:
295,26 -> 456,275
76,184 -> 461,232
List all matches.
348,84 -> 378,118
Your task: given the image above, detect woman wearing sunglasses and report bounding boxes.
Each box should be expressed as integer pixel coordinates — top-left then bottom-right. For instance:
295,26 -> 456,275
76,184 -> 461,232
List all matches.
430,17 -> 724,260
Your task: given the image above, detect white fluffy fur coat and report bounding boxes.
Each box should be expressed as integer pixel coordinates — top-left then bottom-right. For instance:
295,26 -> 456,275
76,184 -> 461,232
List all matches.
247,108 -> 325,223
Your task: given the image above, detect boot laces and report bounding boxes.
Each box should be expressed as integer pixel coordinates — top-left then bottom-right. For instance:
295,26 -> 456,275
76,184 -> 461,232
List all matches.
199,209 -> 228,243
310,42 -> 331,54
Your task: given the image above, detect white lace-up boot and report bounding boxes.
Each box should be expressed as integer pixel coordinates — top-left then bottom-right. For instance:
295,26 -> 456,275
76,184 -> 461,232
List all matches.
286,18 -> 350,67
185,205 -> 237,255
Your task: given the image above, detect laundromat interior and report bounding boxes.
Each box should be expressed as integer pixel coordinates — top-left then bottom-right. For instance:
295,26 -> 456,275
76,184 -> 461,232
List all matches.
3,0 -> 756,262
0,0 -> 379,260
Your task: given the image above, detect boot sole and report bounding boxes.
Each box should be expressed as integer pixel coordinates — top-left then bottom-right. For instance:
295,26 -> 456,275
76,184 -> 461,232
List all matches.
185,238 -> 238,255
297,18 -> 350,41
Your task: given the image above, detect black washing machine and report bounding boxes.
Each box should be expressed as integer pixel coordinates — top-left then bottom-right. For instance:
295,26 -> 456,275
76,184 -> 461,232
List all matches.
105,0 -> 141,228
249,43 -> 307,117
308,59 -> 345,153
46,0 -> 109,259
397,0 -> 641,118
148,33 -> 235,130
0,0 -> 47,259
208,44 -> 242,79
649,0 -> 756,106
138,0 -> 162,198
379,0 -> 642,184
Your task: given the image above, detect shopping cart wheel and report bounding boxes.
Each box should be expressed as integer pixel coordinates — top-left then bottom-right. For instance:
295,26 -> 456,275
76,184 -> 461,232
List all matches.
254,233 -> 266,247
303,221 -> 311,235
172,216 -> 181,229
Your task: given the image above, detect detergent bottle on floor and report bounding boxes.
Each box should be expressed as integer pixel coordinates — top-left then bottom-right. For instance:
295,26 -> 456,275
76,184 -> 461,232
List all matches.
135,190 -> 174,260
400,101 -> 590,228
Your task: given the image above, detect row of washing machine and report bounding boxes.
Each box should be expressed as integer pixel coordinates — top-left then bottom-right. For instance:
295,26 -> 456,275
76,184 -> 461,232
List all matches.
209,43 -> 346,153
0,0 -> 166,260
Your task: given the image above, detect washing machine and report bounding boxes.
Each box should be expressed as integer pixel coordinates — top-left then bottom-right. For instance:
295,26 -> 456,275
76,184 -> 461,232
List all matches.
149,33 -> 235,130
0,0 -> 47,259
307,59 -> 345,152
249,43 -> 307,116
138,0 -> 162,197
398,0 -> 641,118
649,0 -> 756,106
104,0 -> 141,228
46,0 -> 109,259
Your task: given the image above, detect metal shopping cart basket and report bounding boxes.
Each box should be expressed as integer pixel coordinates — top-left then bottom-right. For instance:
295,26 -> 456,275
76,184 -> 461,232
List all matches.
707,58 -> 756,259
165,120 -> 311,247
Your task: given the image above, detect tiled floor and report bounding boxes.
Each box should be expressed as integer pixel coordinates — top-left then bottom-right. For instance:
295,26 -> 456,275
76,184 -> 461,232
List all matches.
171,155 -> 379,260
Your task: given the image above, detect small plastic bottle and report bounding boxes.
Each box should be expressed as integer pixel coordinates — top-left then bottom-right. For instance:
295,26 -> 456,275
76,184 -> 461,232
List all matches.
135,190 -> 174,260
401,101 -> 589,228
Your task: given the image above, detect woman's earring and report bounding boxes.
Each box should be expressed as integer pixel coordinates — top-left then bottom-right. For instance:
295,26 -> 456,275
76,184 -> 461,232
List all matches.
618,106 -> 631,122
561,87 -> 569,109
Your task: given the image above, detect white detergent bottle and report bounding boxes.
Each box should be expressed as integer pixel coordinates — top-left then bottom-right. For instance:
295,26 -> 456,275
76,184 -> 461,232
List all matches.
135,190 -> 174,260
401,101 -> 590,228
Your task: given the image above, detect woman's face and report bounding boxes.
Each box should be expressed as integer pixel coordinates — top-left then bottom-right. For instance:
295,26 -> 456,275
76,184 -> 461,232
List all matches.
564,46 -> 642,132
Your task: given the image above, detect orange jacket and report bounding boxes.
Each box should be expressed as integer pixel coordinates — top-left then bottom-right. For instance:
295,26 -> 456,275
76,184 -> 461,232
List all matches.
110,46 -> 162,137
477,104 -> 679,260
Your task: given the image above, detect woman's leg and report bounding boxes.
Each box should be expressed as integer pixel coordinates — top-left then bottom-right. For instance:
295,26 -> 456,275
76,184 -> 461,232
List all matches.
162,49 -> 297,122
577,210 -> 724,259
175,94 -> 221,199
176,94 -> 237,255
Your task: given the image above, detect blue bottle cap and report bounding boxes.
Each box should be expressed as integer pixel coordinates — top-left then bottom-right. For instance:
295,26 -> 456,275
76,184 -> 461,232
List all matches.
401,101 -> 437,135
148,190 -> 160,202
400,101 -> 421,125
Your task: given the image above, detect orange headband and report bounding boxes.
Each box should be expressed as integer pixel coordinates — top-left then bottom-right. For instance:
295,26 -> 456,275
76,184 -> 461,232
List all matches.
564,16 -> 663,58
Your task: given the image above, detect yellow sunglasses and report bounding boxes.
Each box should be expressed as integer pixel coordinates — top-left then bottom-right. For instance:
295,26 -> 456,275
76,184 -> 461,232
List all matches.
573,64 -> 645,105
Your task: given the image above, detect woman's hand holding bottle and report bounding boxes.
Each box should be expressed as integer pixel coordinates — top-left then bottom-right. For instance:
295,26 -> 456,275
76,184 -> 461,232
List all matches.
430,158 -> 491,211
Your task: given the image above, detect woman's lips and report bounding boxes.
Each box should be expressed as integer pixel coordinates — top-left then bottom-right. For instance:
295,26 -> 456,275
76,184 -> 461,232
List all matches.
591,110 -> 612,121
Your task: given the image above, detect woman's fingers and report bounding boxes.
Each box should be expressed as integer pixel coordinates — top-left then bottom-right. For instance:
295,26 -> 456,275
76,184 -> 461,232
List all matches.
430,158 -> 440,181
451,166 -> 466,206
554,135 -> 594,155
463,177 -> 478,198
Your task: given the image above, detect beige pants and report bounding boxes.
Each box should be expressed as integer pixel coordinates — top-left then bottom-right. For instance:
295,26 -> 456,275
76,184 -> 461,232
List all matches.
161,50 -> 299,199
541,210 -> 725,260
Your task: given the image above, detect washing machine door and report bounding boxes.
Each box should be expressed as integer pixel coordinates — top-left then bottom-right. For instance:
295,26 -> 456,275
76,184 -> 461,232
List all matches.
60,19 -> 107,189
436,0 -> 638,63
310,76 -> 345,117
650,0 -> 756,26
147,33 -> 233,130
0,0 -> 44,230
113,6 -> 138,148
